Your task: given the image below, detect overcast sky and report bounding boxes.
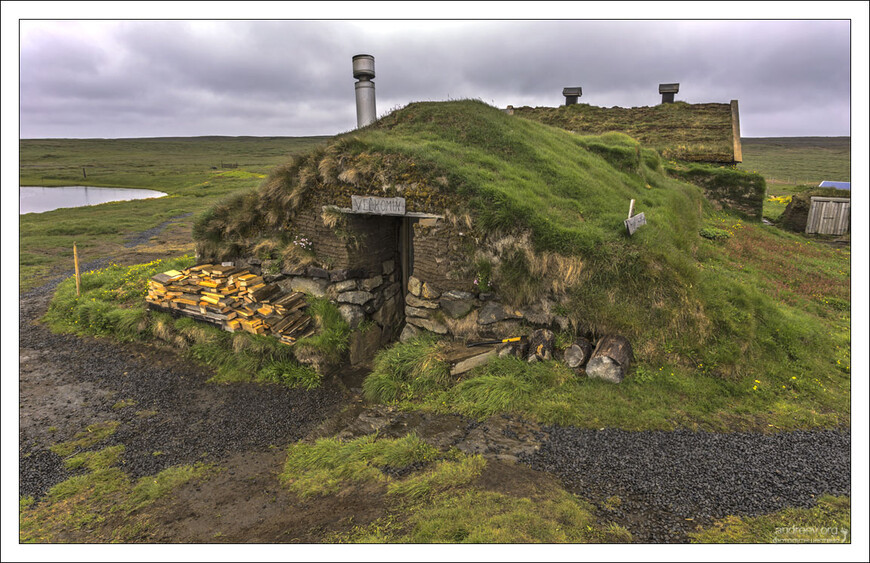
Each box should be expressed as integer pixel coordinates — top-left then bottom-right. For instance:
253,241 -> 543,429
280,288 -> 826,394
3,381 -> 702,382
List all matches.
13,18 -> 858,139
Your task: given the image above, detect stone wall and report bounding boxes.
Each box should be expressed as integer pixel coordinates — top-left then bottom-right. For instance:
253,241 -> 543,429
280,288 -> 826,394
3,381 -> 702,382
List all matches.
410,220 -> 476,292
401,274 -> 571,343
292,208 -> 401,276
228,213 -> 573,363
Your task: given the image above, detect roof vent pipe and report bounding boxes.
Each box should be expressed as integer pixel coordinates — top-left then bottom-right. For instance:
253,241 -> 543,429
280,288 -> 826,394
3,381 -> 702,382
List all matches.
659,83 -> 679,104
562,87 -> 582,106
352,54 -> 377,128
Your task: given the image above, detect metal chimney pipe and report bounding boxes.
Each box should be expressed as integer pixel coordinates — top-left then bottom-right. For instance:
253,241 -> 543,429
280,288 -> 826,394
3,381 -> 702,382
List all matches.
352,54 -> 377,128
659,83 -> 679,104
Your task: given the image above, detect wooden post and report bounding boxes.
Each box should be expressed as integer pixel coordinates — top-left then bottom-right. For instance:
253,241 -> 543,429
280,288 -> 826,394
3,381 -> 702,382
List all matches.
82,167 -> 87,179
74,243 -> 81,297
627,199 -> 635,219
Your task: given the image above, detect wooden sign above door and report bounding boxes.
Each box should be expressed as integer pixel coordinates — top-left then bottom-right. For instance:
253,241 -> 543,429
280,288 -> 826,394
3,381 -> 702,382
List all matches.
351,195 -> 406,216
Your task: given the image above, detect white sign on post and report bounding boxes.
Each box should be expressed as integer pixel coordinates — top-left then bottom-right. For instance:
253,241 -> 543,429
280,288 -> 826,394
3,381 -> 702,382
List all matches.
624,199 -> 646,236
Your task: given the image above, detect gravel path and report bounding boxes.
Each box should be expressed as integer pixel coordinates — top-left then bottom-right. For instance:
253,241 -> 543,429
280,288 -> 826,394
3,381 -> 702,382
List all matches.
520,426 -> 851,542
123,212 -> 192,247
19,267 -> 344,499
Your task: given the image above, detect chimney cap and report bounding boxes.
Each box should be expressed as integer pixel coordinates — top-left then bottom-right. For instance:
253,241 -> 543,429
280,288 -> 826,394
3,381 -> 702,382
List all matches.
659,83 -> 680,94
562,87 -> 583,97
352,54 -> 375,80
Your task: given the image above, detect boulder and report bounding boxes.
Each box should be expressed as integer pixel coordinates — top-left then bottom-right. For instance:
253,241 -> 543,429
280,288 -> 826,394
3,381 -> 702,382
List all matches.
372,295 -> 400,327
383,282 -> 402,300
338,304 -> 365,329
306,266 -> 329,279
281,266 -> 307,277
337,290 -> 375,305
408,276 -> 422,297
442,290 -> 475,300
439,296 -> 475,319
406,317 -> 449,335
359,275 -> 383,292
329,269 -> 350,282
329,280 -> 357,294
478,301 -> 523,325
280,276 -> 328,298
382,259 -> 395,276
349,325 -> 382,366
399,323 -> 420,342
421,282 -> 441,300
406,294 -> 439,309
405,305 -> 432,318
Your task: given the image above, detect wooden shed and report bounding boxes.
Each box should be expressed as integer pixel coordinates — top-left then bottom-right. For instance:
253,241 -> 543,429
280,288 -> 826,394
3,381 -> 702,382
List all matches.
805,196 -> 851,235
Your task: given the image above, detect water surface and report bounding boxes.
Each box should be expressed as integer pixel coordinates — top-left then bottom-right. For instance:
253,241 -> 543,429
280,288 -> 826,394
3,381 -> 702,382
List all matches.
19,186 -> 167,214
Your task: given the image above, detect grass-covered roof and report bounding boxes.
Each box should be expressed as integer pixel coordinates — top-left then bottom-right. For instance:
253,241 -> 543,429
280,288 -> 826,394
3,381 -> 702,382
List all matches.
510,101 -> 738,163
190,100 -> 848,425
196,100 -> 707,258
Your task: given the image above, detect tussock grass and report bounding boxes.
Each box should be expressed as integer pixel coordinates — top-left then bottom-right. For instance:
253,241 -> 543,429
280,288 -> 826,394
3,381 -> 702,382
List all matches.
331,479 -> 631,544
280,433 -> 446,498
387,455 -> 485,500
363,335 -> 449,403
295,298 -> 351,364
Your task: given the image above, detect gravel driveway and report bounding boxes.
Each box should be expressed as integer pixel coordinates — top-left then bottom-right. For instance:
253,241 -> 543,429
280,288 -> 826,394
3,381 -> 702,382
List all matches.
18,265 -> 344,499
520,426 -> 850,542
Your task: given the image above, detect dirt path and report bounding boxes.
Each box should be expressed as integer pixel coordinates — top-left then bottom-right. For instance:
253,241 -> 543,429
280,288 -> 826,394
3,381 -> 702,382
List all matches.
18,251 -> 851,544
18,273 -> 344,500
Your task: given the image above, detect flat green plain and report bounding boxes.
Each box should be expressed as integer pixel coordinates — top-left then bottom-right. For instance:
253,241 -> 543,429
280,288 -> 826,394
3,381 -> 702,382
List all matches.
19,136 -> 329,289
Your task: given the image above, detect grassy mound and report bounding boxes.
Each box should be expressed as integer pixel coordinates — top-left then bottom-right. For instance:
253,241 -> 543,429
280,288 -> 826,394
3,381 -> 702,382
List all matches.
191,100 -> 848,430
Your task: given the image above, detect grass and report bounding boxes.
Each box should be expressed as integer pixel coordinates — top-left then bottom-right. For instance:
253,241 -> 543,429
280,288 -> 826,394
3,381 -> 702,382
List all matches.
332,489 -> 631,543
20,442 -> 215,543
295,297 -> 352,365
739,137 -> 850,185
690,495 -> 850,543
42,256 -> 345,389
19,136 -> 329,290
363,334 -> 450,402
512,101 -> 737,162
366,223 -> 850,434
49,421 -> 120,458
280,433 -> 456,498
284,432 -> 631,543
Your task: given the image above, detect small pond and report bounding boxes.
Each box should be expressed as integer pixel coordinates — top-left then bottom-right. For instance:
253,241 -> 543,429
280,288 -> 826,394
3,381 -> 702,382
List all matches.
19,186 -> 167,215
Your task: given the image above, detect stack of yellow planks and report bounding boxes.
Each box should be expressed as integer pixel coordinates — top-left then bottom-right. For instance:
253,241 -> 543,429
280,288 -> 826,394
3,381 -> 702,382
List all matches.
146,264 -> 313,344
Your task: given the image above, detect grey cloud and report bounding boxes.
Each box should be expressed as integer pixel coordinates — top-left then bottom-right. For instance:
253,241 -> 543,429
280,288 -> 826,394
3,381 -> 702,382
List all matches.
19,20 -> 851,138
